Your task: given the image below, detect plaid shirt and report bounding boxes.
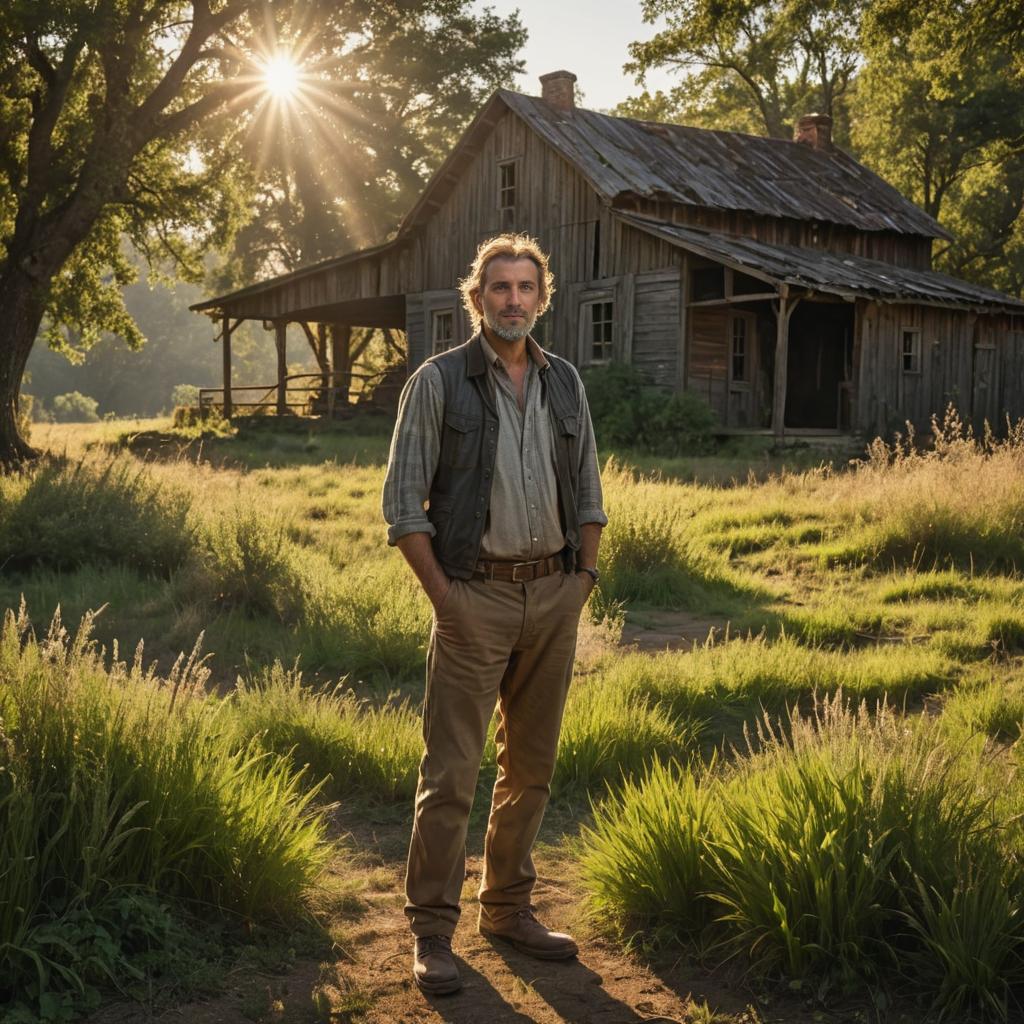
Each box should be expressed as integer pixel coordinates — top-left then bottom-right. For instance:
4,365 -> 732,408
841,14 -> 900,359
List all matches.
382,335 -> 607,560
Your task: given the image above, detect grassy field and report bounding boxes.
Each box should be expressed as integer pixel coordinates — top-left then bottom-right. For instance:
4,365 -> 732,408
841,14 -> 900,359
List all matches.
3,412 -> 1024,1023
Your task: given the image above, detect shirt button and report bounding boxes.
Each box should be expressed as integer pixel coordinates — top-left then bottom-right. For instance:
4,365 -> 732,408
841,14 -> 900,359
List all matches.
532,537 -> 537,542
475,512 -> 481,519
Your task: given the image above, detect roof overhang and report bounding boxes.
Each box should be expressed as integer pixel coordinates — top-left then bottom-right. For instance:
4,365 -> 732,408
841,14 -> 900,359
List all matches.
189,237 -> 402,318
618,213 -> 1024,314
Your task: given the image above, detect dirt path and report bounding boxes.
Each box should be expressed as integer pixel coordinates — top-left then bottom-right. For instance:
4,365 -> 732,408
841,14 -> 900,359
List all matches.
89,810 -> 861,1024
620,609 -> 732,653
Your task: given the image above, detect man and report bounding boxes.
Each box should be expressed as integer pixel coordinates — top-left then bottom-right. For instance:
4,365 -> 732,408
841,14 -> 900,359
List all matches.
382,233 -> 607,996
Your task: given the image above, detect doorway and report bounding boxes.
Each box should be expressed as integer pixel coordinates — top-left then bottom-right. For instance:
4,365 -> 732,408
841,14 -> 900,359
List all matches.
784,301 -> 854,429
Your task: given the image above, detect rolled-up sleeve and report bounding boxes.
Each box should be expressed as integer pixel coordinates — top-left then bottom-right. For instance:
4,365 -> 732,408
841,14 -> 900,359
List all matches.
381,364 -> 444,545
574,372 -> 609,528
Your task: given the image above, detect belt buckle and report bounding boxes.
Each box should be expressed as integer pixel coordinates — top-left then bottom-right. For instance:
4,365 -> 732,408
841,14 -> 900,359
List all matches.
510,560 -> 537,583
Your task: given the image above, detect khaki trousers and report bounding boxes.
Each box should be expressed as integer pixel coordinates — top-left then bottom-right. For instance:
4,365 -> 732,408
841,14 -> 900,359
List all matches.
404,569 -> 587,938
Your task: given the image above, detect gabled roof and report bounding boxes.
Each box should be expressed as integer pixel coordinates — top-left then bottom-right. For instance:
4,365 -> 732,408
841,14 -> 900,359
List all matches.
400,89 -> 951,240
619,213 -> 1024,312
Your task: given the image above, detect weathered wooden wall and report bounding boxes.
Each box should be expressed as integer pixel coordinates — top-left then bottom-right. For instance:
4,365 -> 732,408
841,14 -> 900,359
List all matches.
859,303 -> 965,436
406,109 -> 688,369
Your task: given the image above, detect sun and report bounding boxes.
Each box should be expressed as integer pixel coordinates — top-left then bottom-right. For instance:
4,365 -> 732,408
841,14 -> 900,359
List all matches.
262,54 -> 301,101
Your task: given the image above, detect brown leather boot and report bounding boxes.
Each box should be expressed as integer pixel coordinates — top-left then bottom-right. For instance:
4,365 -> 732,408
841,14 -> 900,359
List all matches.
478,906 -> 579,960
412,934 -> 461,995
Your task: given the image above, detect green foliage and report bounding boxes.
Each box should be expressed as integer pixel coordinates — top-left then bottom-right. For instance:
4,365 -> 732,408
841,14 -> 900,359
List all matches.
215,2 -> 526,284
230,665 -> 422,803
170,384 -> 201,408
581,695 -> 1024,1014
583,363 -> 717,456
553,680 -> 701,799
0,606 -> 329,1019
581,759 -> 718,938
0,456 -> 194,576
623,0 -> 863,139
853,0 -> 1024,295
51,391 -> 99,423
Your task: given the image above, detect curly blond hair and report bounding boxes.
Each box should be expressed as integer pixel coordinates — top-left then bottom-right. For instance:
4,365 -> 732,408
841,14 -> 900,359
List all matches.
459,234 -> 555,330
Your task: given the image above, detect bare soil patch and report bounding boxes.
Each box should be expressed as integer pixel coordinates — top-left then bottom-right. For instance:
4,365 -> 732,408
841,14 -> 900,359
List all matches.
620,609 -> 731,653
86,811 -> 881,1024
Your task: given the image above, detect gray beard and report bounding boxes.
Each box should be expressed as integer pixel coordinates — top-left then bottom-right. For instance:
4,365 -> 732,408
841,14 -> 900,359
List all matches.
483,308 -> 535,341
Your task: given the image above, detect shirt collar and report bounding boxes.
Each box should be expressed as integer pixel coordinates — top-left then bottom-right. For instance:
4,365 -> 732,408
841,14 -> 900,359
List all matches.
478,332 -> 550,372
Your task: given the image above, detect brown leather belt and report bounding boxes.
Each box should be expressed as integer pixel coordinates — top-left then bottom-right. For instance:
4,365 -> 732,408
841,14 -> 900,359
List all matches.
472,553 -> 563,583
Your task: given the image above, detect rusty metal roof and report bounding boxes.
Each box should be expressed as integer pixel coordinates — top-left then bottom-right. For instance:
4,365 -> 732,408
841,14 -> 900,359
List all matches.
500,91 -> 950,240
619,213 -> 1024,311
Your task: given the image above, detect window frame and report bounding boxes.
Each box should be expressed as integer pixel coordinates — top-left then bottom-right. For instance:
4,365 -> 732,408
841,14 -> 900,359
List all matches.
580,296 -> 615,366
497,158 -> 519,213
901,326 -> 922,375
431,308 -> 455,356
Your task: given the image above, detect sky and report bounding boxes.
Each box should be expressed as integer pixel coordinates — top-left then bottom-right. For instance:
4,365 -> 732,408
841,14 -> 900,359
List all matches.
473,0 -> 679,112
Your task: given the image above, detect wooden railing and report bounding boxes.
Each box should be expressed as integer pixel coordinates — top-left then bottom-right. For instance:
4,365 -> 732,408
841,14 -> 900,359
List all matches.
199,370 -> 393,417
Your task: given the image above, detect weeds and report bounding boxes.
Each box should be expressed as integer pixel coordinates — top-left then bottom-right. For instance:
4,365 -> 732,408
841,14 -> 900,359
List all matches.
0,606 -> 329,1018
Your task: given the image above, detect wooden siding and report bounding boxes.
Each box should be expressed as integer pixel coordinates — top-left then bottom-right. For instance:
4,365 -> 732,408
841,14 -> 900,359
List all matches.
689,308 -> 729,422
405,293 -> 426,368
856,303 -> 976,436
632,269 -> 681,385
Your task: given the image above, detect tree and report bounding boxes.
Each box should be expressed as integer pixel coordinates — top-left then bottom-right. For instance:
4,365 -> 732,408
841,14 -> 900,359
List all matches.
622,0 -> 863,140
0,0 -> 281,464
215,2 -> 525,286
0,0 -> 519,465
852,0 -> 1024,293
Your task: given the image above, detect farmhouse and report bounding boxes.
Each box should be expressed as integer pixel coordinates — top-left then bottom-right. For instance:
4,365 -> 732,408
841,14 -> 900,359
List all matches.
192,72 -> 1024,439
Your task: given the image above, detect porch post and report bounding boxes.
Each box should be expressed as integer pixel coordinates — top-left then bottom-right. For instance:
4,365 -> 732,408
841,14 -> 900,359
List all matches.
772,285 -> 790,441
331,325 -> 352,413
275,321 -> 288,415
222,314 -> 233,418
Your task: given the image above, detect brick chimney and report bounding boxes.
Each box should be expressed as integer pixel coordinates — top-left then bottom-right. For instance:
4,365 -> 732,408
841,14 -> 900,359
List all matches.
539,70 -> 577,114
794,113 -> 833,150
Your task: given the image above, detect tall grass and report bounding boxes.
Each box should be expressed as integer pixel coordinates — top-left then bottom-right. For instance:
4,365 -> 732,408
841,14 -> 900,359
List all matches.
581,695 -> 1023,1016
588,636 -> 956,737
0,606 -> 329,1017
816,409 -> 1024,573
552,680 -> 701,799
230,664 -> 422,802
0,455 -> 194,575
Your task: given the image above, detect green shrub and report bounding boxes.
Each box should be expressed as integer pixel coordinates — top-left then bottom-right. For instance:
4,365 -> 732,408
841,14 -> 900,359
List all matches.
190,506 -> 308,621
581,759 -> 717,938
0,607 -> 329,1018
52,390 -> 100,423
583,363 -> 717,455
0,456 -> 195,576
580,695 -> 1023,1014
171,383 -> 201,408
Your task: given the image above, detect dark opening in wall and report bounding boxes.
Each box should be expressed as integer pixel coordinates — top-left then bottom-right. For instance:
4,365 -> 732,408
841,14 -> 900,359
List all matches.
692,266 -> 724,301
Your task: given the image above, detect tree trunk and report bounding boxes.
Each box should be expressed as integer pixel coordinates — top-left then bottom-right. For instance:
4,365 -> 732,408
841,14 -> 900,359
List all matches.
0,267 -> 47,467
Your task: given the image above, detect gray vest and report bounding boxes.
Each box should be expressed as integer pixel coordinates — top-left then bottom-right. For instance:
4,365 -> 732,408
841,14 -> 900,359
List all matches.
425,335 -> 582,580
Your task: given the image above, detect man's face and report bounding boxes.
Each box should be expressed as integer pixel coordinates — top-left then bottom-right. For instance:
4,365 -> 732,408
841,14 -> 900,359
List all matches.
474,257 -> 542,342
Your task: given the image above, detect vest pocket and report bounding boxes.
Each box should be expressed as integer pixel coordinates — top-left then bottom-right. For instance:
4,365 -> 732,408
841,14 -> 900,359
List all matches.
558,415 -> 579,437
441,411 -> 481,468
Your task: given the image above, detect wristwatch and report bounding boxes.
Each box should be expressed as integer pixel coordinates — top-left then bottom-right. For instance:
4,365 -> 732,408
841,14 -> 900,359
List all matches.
579,566 -> 600,584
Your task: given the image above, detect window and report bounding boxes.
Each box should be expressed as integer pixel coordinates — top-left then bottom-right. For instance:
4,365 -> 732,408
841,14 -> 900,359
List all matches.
498,160 -> 517,210
692,266 -> 724,301
585,299 -> 614,363
431,309 -> 454,355
901,328 -> 921,374
731,317 -> 747,382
